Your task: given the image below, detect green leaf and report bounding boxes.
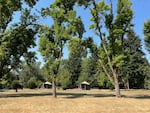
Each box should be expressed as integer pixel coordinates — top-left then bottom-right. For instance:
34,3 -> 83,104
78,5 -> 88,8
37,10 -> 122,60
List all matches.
112,54 -> 126,67
89,24 -> 95,29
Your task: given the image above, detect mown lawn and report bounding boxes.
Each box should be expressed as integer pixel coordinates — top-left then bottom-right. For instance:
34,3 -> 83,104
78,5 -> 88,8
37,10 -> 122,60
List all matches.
0,89 -> 150,113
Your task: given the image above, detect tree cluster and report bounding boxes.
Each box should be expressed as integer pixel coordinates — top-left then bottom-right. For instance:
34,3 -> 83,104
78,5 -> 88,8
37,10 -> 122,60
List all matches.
0,0 -> 150,98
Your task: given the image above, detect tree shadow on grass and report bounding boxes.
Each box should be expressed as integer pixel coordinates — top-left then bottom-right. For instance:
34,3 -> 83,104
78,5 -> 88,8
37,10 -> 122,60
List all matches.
90,93 -> 115,98
58,92 -> 115,99
0,91 -> 115,99
61,92 -> 150,99
0,90 -> 150,99
0,92 -> 52,98
123,95 -> 150,99
58,92 -> 87,99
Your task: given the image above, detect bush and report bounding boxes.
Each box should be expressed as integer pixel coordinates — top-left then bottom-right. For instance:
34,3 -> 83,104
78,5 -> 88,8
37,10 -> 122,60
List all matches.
27,77 -> 37,89
11,80 -> 20,92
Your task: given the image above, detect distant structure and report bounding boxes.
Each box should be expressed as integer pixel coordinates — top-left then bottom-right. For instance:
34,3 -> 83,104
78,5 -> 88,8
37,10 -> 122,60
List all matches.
43,82 -> 52,89
80,81 -> 90,90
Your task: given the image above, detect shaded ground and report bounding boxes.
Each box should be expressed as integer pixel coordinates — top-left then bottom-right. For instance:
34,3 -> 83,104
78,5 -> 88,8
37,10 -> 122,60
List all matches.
0,89 -> 150,113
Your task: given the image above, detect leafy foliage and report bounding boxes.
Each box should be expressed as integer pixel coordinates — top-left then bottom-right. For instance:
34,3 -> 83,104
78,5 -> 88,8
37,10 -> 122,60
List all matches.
39,0 -> 85,97
143,19 -> 150,53
11,80 -> 20,92
0,1 -> 39,78
19,62 -> 44,88
78,0 -> 134,97
98,72 -> 114,89
68,38 -> 87,88
122,30 -> 148,89
27,77 -> 37,89
0,0 -> 38,31
144,68 -> 150,89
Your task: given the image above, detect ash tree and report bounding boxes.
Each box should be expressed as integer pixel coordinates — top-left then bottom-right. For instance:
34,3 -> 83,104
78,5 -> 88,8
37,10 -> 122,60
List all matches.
77,0 -> 133,97
39,0 -> 85,98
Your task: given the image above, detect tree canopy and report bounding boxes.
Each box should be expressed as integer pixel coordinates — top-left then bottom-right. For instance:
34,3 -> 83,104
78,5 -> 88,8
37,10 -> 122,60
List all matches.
0,0 -> 39,79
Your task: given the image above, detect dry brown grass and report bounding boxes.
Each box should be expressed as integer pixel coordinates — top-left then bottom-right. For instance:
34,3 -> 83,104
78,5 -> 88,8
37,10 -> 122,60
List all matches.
0,89 -> 150,113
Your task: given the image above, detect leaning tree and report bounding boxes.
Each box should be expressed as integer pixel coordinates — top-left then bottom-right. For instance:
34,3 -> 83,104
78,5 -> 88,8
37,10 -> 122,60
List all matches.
76,0 -> 133,97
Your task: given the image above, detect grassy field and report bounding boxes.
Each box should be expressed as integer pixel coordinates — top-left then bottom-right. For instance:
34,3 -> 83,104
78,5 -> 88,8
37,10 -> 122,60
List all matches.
0,89 -> 150,113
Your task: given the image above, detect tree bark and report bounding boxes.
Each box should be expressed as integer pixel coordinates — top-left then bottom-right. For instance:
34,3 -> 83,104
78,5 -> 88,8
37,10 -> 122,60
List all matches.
52,80 -> 57,98
114,71 -> 121,97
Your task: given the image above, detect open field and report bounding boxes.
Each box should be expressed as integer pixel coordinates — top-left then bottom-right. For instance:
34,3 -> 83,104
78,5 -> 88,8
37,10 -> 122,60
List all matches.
0,89 -> 150,113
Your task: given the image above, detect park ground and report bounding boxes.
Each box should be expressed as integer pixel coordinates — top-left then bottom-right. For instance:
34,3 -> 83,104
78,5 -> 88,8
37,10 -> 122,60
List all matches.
0,88 -> 150,113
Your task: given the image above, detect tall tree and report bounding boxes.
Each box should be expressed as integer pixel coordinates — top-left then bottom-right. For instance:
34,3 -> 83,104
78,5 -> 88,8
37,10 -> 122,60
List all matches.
39,0 -> 85,97
78,57 -> 99,87
78,0 -> 133,97
68,38 -> 86,88
123,30 -> 147,89
86,37 -> 100,87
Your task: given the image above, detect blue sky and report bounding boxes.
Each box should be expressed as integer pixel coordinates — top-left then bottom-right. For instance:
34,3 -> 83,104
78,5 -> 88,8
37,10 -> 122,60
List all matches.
16,0 -> 150,64
132,0 -> 150,61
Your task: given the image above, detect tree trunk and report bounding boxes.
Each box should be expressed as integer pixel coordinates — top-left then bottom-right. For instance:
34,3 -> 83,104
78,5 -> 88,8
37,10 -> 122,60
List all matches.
127,79 -> 130,90
92,0 -> 121,98
114,74 -> 121,97
52,80 -> 57,98
15,88 -> 18,92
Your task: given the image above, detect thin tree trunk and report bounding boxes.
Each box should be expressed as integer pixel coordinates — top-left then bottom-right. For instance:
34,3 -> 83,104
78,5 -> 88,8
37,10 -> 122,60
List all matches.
127,79 -> 130,90
52,80 -> 57,98
15,88 -> 18,92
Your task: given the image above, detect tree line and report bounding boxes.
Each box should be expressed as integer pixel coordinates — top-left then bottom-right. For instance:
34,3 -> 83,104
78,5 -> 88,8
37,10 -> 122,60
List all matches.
0,0 -> 150,97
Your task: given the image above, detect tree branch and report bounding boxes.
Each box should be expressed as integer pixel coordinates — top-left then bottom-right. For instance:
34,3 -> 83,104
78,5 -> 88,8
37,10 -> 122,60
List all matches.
99,59 -> 114,85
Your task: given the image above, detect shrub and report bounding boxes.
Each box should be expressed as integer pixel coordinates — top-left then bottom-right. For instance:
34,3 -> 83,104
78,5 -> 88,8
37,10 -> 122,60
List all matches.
27,77 -> 37,89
